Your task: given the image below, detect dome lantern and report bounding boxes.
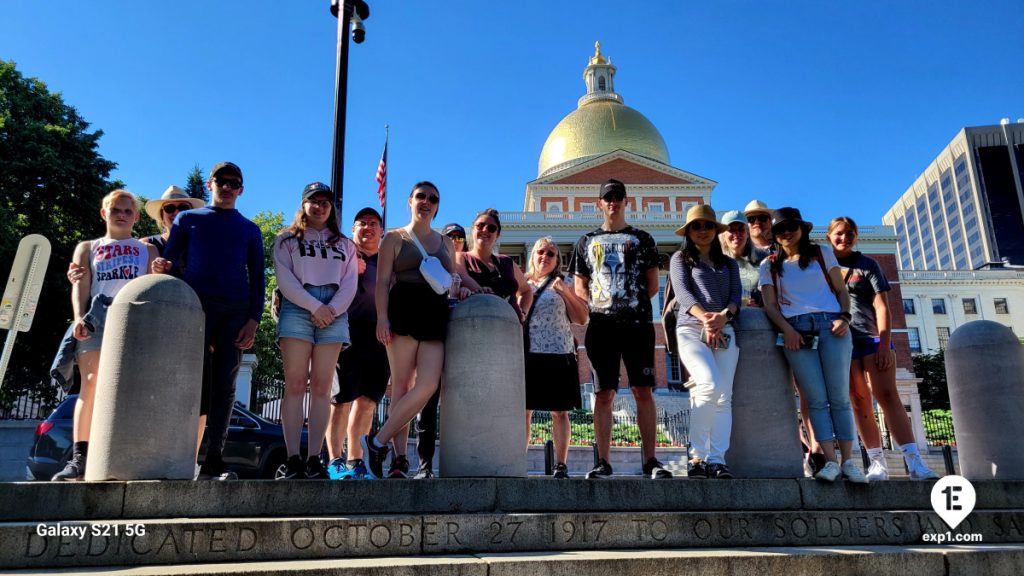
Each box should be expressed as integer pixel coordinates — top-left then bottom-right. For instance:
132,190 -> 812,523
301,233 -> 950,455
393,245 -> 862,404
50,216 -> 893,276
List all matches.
579,41 -> 622,108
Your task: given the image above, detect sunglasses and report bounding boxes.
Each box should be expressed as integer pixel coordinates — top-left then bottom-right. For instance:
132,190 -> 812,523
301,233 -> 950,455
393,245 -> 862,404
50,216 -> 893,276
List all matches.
474,222 -> 498,233
214,177 -> 242,190
601,192 -> 625,202
413,191 -> 439,204
535,249 -> 557,258
773,221 -> 802,234
162,203 -> 193,215
727,224 -> 748,234
448,234 -> 465,241
689,221 -> 717,232
748,214 -> 771,224
304,198 -> 332,209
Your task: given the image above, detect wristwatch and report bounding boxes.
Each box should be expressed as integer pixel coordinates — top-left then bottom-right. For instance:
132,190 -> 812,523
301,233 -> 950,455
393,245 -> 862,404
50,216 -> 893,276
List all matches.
839,311 -> 852,322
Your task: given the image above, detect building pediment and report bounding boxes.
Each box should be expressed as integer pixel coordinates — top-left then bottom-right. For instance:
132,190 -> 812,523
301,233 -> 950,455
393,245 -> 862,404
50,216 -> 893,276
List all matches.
529,150 -> 716,188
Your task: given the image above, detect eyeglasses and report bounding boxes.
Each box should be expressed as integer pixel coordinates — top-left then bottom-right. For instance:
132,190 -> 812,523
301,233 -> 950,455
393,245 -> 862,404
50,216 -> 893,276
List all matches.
474,222 -> 498,233
413,191 -> 439,204
689,221 -> 717,232
162,203 -> 193,215
601,192 -> 625,202
748,214 -> 771,224
214,177 -> 242,190
354,219 -> 380,228
773,221 -> 801,235
535,249 -> 557,258
304,199 -> 332,209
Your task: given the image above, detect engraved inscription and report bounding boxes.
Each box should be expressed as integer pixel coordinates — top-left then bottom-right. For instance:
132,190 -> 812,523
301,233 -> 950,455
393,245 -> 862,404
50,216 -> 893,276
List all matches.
551,519 -> 606,544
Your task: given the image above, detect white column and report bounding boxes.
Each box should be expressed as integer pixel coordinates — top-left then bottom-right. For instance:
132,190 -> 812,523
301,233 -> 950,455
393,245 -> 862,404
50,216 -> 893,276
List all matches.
235,354 -> 259,409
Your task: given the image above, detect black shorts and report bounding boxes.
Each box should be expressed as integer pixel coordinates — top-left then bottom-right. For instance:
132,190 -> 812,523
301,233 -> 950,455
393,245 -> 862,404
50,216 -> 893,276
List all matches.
525,352 -> 582,411
333,325 -> 390,405
584,316 -> 655,393
387,282 -> 449,342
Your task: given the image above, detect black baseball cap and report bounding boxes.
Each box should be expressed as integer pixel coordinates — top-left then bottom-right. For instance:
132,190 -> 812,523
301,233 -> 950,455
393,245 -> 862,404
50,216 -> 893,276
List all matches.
354,207 -> 382,223
442,223 -> 466,237
211,161 -> 243,182
600,178 -> 627,199
302,182 -> 333,200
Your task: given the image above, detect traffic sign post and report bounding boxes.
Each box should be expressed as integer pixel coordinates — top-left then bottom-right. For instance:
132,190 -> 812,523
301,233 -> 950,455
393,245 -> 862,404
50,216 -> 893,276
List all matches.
0,234 -> 52,391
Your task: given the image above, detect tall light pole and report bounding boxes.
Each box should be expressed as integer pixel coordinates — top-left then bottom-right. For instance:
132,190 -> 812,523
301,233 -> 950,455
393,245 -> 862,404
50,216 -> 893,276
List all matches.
329,0 -> 370,219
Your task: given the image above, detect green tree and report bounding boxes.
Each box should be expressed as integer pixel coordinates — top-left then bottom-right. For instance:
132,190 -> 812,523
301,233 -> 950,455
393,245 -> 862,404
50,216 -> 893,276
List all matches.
184,164 -> 207,202
251,211 -> 286,382
913,349 -> 949,410
0,60 -> 119,410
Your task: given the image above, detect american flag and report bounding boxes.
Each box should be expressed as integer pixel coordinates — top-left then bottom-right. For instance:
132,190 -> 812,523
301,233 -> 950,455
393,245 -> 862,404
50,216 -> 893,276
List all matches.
375,142 -> 387,208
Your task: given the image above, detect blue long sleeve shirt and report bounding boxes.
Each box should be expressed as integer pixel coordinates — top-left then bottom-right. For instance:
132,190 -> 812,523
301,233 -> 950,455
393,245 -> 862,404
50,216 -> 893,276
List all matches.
669,252 -> 741,328
163,206 -> 265,321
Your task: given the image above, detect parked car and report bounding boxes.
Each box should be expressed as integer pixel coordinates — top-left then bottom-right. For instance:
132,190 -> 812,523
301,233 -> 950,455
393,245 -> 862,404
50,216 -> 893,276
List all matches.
26,395 -> 309,480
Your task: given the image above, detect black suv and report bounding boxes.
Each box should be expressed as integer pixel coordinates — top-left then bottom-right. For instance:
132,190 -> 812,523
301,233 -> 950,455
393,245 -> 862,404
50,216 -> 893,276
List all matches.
26,395 -> 308,480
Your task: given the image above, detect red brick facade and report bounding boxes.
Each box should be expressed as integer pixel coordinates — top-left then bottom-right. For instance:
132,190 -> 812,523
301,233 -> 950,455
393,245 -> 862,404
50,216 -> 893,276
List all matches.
549,159 -> 690,185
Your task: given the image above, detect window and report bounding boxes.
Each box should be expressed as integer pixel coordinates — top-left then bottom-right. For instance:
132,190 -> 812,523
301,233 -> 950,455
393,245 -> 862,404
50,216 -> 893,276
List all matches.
936,327 -> 951,350
580,203 -> 596,213
903,299 -> 916,315
544,202 -> 562,213
598,76 -> 606,91
963,298 -> 978,315
907,328 -> 922,353
665,351 -> 682,384
932,298 -> 947,315
995,298 -> 1010,314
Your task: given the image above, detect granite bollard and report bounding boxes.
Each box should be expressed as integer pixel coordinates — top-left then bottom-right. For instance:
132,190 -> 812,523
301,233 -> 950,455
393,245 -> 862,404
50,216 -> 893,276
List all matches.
945,320 -> 1024,480
440,294 -> 526,477
725,308 -> 804,478
85,275 -> 205,481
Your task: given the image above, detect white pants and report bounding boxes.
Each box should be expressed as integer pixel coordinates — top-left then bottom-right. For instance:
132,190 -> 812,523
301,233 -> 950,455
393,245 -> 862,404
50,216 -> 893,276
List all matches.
676,323 -> 739,464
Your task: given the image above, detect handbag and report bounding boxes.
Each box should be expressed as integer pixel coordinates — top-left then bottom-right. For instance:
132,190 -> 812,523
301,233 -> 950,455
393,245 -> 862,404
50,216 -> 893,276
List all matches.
405,226 -> 453,295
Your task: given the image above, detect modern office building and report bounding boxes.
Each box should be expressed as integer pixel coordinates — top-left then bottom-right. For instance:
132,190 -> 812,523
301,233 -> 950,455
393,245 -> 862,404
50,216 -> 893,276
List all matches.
883,121 -> 1024,271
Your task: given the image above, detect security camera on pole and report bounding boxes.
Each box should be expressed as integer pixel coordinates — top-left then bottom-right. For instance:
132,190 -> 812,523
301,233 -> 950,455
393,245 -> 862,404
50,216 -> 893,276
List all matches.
329,0 -> 371,218
0,234 -> 51,389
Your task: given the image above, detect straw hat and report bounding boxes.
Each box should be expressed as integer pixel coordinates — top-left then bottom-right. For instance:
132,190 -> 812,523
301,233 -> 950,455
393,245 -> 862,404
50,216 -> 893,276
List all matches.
675,204 -> 727,236
144,186 -> 205,222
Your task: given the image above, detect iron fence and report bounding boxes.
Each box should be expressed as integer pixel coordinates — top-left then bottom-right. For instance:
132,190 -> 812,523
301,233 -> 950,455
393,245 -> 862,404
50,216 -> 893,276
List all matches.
0,385 -> 67,420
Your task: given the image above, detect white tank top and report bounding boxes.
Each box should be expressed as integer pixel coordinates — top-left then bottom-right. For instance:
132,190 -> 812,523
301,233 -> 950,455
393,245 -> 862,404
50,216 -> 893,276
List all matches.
89,238 -> 149,299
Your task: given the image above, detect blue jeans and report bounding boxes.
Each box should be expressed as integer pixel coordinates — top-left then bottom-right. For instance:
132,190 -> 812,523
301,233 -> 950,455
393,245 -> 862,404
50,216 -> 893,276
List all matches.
783,312 -> 855,442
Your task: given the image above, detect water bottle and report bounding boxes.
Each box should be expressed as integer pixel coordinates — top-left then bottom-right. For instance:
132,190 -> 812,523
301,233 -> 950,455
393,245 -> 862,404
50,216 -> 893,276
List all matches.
448,273 -> 461,308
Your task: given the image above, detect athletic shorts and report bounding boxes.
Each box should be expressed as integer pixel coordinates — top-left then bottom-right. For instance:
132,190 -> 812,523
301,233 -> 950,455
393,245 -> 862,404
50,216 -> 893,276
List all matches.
584,315 -> 656,393
851,336 -> 895,361
333,325 -> 389,404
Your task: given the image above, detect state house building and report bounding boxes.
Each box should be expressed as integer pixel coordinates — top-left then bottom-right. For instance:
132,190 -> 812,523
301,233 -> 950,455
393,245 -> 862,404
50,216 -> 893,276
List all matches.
495,43 -> 928,445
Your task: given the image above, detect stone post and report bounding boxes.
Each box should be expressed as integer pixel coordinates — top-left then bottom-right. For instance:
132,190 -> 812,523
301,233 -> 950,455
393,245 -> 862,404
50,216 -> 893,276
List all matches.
725,308 -> 805,478
85,276 -> 205,481
440,295 -> 526,477
945,320 -> 1024,480
235,354 -> 258,409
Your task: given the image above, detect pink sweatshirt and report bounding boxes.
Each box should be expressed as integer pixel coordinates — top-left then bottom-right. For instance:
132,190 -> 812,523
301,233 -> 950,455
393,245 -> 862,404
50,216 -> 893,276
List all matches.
273,229 -> 359,316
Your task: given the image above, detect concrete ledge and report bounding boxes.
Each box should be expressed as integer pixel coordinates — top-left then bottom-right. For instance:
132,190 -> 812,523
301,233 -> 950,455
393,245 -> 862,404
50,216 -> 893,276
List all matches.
3,510 -> 1023,569
3,545 -> 1024,576
15,478 -> 1024,521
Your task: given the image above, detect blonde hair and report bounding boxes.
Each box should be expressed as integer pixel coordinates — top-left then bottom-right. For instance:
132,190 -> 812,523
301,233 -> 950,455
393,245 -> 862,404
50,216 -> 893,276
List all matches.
525,236 -> 562,282
827,216 -> 859,236
101,189 -> 140,212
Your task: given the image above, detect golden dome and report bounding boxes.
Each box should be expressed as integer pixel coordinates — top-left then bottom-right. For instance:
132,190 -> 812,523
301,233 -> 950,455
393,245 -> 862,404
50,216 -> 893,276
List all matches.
537,100 -> 670,177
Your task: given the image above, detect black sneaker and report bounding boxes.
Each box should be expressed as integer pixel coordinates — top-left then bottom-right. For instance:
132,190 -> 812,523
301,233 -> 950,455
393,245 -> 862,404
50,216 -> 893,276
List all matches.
198,464 -> 238,481
687,459 -> 708,479
585,458 -> 613,479
807,452 -> 827,475
305,456 -> 327,479
388,455 -> 410,479
552,463 -> 570,479
360,434 -> 389,479
643,457 -> 673,479
52,455 -> 85,481
276,455 -> 306,480
413,461 -> 434,479
709,463 -> 733,479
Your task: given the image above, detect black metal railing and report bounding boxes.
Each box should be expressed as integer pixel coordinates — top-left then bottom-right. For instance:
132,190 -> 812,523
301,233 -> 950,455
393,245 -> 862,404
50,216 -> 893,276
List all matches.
0,386 -> 66,420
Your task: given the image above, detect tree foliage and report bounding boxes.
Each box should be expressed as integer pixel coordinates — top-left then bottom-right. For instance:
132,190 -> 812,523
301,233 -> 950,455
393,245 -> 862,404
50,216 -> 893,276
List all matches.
185,164 -> 207,202
913,349 -> 949,411
0,60 -> 119,409
251,211 -> 285,381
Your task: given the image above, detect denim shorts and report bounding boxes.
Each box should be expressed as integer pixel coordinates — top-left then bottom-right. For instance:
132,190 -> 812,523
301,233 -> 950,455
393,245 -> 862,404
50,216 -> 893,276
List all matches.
277,285 -> 351,346
75,323 -> 104,356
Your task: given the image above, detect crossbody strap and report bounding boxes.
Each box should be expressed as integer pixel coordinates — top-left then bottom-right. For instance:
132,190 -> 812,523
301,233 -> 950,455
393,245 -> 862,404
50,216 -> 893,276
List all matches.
403,225 -> 431,259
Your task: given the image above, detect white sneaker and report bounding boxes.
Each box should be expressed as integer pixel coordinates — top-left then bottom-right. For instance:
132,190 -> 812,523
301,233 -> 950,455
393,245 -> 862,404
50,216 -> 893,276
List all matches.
866,458 -> 888,481
814,461 -> 841,482
907,456 -> 941,480
841,459 -> 869,484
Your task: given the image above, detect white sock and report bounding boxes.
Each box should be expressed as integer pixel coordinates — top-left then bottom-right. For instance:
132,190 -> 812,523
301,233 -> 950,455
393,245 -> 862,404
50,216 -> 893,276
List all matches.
866,447 -> 884,461
899,442 -> 920,457
372,436 -> 386,449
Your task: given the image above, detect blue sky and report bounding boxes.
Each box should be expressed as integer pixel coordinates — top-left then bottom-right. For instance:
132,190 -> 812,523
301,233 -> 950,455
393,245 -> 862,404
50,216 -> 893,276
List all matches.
5,1 -> 1022,231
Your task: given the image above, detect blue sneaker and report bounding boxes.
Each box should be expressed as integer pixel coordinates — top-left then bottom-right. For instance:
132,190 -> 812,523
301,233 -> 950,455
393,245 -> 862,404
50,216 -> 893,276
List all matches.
327,458 -> 347,480
349,459 -> 372,480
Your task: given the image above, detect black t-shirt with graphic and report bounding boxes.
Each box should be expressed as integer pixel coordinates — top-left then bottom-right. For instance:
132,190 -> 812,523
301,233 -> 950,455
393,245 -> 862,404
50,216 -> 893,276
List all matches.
568,225 -> 658,323
836,251 -> 891,339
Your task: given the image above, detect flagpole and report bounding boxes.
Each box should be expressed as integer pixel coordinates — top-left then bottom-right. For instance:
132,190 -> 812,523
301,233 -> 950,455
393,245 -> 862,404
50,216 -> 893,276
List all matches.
381,124 -> 389,231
